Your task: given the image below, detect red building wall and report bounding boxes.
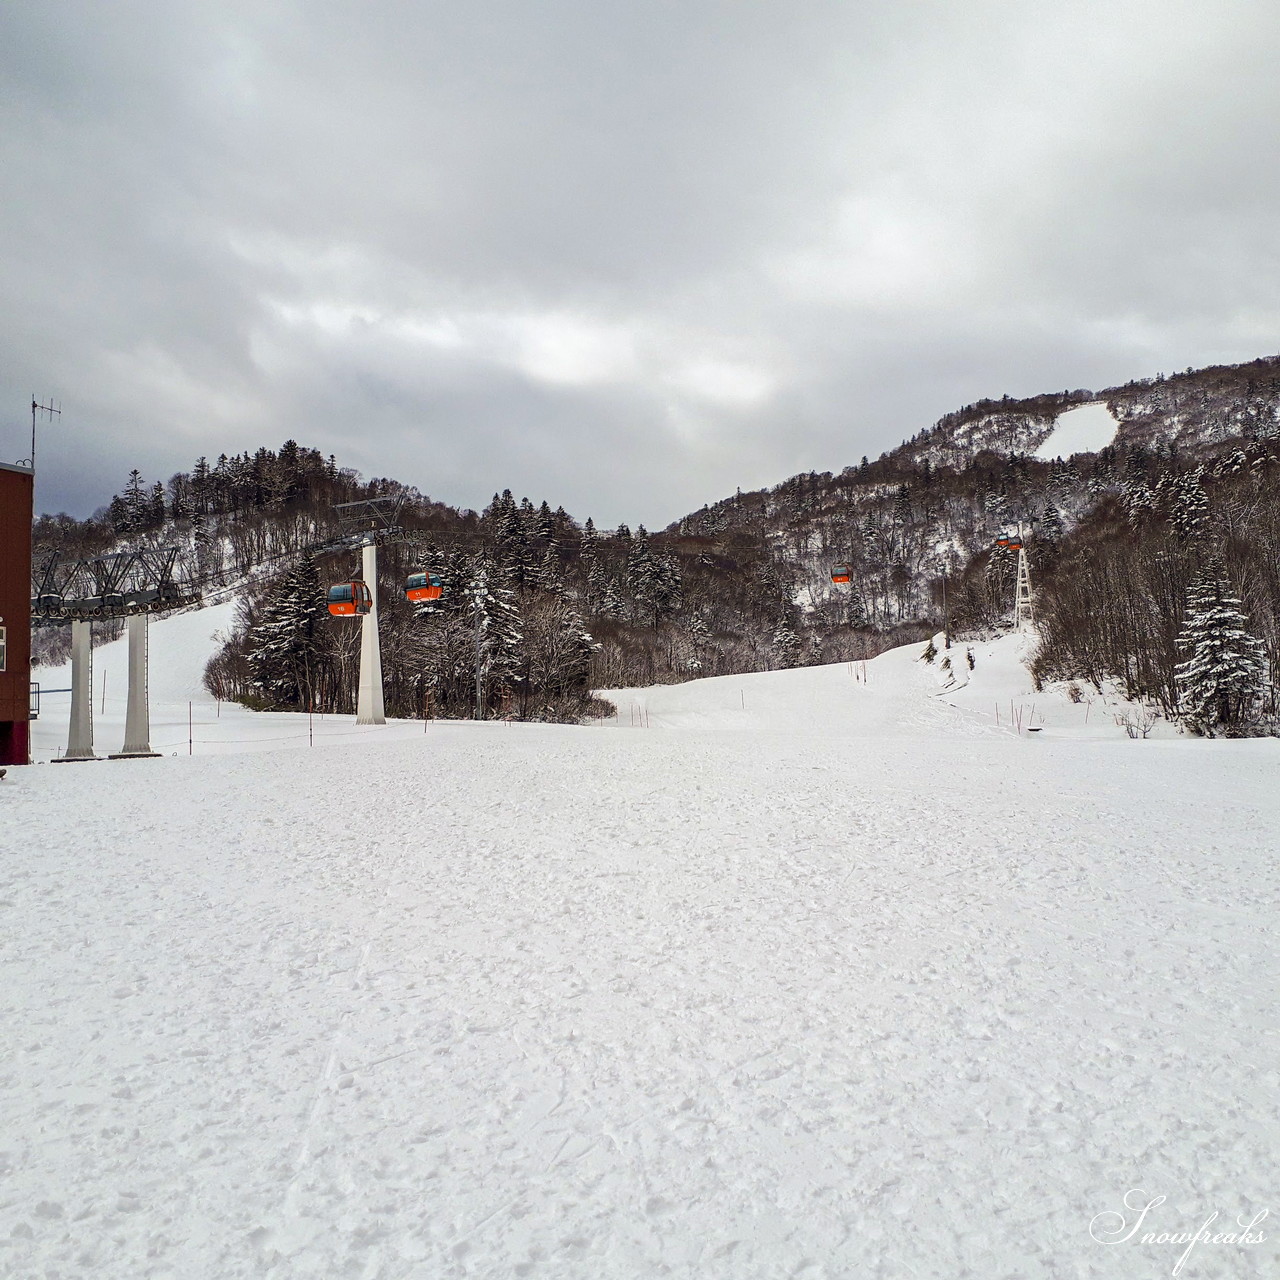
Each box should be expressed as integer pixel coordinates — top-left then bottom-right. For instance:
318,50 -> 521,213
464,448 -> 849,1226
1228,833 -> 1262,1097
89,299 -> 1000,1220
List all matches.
0,462 -> 34,765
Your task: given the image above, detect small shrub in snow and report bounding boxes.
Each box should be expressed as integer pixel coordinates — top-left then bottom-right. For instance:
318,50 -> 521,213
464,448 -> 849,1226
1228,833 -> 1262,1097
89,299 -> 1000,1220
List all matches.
1115,707 -> 1158,739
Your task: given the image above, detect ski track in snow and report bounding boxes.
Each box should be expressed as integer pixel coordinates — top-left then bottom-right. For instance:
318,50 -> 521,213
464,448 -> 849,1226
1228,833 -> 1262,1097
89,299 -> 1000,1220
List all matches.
4,628 -> 1278,1278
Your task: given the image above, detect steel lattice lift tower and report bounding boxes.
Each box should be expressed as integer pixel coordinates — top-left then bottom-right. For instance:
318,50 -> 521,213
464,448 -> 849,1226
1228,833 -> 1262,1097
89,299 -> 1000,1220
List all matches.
996,528 -> 1035,631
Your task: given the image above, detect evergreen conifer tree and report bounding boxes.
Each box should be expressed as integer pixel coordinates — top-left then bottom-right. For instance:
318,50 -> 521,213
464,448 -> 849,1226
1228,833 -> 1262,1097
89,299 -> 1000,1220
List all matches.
771,616 -> 801,669
626,527 -> 657,620
648,556 -> 683,624
1170,469 -> 1209,542
247,554 -> 327,708
191,456 -> 211,514
464,565 -> 524,714
107,494 -> 130,534
1175,567 -> 1267,735
686,613 -> 714,671
1123,483 -> 1156,526
148,482 -> 167,528
492,497 -> 533,586
1039,503 -> 1065,541
537,542 -> 564,593
123,470 -> 148,531
985,543 -> 1015,614
598,578 -> 625,619
191,511 -> 214,577
534,500 -> 556,546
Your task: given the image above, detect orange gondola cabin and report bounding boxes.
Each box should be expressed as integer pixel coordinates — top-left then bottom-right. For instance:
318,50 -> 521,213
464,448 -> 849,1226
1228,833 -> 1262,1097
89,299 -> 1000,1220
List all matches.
327,581 -> 373,616
830,563 -> 852,584
404,571 -> 443,602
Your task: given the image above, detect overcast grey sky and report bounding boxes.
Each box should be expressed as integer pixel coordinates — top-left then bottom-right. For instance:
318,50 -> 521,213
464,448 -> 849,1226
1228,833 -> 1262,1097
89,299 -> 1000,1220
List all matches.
4,0 -> 1279,527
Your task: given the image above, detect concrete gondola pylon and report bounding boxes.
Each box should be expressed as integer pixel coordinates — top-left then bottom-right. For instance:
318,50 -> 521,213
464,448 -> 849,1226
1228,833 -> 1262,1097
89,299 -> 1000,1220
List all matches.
110,614 -> 160,759
355,542 -> 385,725
57,619 -> 98,761
326,496 -> 403,726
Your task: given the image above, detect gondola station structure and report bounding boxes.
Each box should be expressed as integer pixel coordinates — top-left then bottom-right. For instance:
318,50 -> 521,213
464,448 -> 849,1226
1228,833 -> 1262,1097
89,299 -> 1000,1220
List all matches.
31,547 -> 201,761
29,491 -> 443,755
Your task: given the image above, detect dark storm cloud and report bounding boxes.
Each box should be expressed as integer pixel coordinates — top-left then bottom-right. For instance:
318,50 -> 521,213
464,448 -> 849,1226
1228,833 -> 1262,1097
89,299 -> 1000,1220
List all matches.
4,0 -> 1279,527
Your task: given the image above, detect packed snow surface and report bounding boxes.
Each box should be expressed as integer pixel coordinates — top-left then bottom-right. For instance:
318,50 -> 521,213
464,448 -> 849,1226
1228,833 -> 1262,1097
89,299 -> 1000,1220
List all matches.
1034,403 -> 1119,460
7,616 -> 1278,1278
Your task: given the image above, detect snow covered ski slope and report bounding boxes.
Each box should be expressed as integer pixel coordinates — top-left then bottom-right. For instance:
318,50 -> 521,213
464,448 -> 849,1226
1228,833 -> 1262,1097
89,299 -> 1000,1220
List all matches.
5,617 -> 1278,1278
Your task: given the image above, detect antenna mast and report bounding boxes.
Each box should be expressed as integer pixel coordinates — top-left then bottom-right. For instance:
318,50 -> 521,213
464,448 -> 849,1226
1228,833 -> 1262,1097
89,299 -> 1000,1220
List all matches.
28,396 -> 60,470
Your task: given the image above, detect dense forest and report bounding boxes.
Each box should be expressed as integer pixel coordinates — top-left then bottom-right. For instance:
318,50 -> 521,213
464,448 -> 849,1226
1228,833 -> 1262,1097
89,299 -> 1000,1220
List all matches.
31,353 -> 1280,735
34,442 -> 905,722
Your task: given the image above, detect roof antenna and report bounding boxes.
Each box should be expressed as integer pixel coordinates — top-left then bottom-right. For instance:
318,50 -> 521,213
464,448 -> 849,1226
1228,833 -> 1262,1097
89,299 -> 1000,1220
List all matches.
27,396 -> 61,470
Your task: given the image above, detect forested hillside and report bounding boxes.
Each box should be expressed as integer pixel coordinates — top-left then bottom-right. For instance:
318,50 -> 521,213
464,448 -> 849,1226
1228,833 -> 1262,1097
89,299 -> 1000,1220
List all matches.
32,353 -> 1280,733
893,353 -> 1280,466
35,442 -> 899,721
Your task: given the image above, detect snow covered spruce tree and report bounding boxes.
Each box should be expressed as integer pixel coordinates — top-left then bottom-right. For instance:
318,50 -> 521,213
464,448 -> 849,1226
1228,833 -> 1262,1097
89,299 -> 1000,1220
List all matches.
1038,502 -> 1065,542
771,616 -> 802,668
1175,567 -> 1268,736
984,541 -> 1016,622
1169,468 -> 1209,543
246,553 -> 328,709
624,526 -> 683,627
464,564 -> 524,715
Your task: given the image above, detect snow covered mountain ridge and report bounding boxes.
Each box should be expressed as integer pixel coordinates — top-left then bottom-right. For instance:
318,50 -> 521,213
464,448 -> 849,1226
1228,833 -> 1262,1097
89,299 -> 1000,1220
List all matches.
32,352 -> 1280,734
889,352 -> 1280,468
